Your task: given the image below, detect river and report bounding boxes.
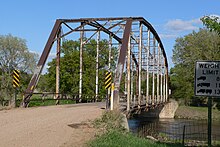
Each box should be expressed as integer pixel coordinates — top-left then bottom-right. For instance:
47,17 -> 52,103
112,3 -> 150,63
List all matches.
128,116 -> 220,143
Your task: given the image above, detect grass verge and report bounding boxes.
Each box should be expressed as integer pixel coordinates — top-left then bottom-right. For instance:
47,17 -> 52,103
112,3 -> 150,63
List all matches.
87,110 -> 181,147
88,130 -> 181,147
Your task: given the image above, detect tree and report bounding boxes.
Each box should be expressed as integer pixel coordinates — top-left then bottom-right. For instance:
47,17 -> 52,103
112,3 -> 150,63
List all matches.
171,29 -> 220,105
201,15 -> 220,35
39,39 -> 117,98
0,34 -> 38,103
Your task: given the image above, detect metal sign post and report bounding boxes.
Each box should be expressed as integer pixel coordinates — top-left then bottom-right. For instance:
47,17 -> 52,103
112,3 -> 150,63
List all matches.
194,61 -> 220,147
207,97 -> 212,147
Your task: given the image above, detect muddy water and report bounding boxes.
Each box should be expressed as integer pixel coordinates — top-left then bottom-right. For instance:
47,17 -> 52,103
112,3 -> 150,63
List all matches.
128,117 -> 220,141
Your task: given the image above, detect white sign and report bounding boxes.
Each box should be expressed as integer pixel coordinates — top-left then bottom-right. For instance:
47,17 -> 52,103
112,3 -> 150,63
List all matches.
195,61 -> 220,97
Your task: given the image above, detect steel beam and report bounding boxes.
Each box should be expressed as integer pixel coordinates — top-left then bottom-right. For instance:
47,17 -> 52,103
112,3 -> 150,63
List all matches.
146,29 -> 150,106
165,55 -> 168,102
95,31 -> 100,101
56,28 -> 61,100
138,22 -> 143,107
163,66 -> 166,103
152,37 -> 156,105
157,43 -> 160,104
127,35 -> 131,111
131,57 -> 134,105
22,20 -> 62,107
113,20 -> 132,110
79,23 -> 84,101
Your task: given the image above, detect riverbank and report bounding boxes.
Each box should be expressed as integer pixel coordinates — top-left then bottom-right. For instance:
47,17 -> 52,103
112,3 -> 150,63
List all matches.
175,105 -> 220,121
87,110 -> 182,147
88,130 -> 180,147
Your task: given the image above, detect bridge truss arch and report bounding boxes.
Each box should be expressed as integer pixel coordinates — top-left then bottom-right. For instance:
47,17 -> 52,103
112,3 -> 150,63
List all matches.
22,17 -> 169,110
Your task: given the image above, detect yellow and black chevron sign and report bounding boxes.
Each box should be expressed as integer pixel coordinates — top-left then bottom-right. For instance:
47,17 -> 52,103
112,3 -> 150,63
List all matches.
13,70 -> 20,88
105,71 -> 112,90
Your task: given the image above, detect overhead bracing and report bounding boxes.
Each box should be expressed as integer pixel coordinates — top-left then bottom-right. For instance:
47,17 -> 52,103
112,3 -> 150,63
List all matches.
21,17 -> 169,110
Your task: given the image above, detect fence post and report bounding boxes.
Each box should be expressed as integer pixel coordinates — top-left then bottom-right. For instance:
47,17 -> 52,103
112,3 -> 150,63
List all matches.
182,125 -> 186,146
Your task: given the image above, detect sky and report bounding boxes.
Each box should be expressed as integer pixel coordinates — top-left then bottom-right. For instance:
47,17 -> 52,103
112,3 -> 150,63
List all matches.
0,0 -> 219,69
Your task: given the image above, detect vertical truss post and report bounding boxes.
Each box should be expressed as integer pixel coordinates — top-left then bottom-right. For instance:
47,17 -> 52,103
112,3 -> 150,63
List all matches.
56,27 -> 61,100
157,43 -> 160,104
108,35 -> 112,70
166,66 -> 169,102
125,57 -> 127,96
159,46 -> 163,104
163,65 -> 166,103
127,35 -> 131,111
146,29 -> 150,106
152,37 -> 156,105
95,31 -> 100,101
138,22 -> 143,107
131,57 -> 134,105
136,66 -> 139,104
108,33 -> 112,101
79,24 -> 84,102
113,20 -> 132,110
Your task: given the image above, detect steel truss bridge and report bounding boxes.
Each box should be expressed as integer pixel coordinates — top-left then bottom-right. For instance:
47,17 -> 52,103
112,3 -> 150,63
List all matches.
21,17 -> 169,112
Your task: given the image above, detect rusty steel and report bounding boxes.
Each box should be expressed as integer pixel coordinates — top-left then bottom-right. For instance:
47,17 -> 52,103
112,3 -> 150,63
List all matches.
22,17 -> 169,110
22,20 -> 62,107
113,19 -> 132,110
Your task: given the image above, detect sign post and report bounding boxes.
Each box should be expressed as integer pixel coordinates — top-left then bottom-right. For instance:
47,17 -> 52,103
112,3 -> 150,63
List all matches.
194,61 -> 220,147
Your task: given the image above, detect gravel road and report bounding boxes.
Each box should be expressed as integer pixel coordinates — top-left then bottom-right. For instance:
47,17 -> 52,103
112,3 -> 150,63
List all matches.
0,102 -> 105,147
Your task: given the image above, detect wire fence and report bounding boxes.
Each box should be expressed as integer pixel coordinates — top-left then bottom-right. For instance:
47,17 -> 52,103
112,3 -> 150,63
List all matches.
137,119 -> 220,146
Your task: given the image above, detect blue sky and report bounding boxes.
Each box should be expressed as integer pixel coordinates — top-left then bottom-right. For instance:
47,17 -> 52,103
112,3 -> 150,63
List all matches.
0,0 -> 219,68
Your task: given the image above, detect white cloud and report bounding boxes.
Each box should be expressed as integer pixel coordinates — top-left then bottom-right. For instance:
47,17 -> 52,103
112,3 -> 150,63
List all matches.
30,50 -> 40,55
159,34 -> 177,39
165,18 -> 202,32
202,14 -> 220,23
48,52 -> 57,58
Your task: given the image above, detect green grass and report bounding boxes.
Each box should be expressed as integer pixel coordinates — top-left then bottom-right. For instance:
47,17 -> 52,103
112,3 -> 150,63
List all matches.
28,99 -> 76,107
88,111 -> 182,147
88,130 -> 181,147
175,105 -> 220,121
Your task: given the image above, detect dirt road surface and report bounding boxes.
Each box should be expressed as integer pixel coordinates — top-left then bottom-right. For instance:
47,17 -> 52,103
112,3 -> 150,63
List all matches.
0,102 -> 105,147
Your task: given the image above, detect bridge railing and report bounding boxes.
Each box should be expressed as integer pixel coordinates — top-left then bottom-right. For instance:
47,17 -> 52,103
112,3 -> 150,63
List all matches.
18,92 -> 106,107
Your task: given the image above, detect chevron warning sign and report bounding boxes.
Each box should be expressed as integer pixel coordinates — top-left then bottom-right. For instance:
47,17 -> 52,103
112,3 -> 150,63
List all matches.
13,70 -> 20,88
105,71 -> 112,90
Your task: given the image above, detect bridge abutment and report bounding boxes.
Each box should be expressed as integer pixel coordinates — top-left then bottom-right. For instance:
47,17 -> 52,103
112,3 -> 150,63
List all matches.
159,99 -> 178,118
134,100 -> 178,118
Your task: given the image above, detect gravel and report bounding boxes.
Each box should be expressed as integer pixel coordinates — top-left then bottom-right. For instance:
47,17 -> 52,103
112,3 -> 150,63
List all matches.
0,102 -> 105,147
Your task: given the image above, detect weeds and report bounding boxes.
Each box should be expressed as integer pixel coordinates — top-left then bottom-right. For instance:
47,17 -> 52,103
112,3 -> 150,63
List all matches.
92,110 -> 126,134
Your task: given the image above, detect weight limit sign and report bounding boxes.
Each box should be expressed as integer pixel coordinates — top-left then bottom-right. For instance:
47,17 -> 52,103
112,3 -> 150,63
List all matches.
195,61 -> 220,97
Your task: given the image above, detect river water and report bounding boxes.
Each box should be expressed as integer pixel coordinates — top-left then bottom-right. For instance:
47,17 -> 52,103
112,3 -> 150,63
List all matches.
128,117 -> 220,142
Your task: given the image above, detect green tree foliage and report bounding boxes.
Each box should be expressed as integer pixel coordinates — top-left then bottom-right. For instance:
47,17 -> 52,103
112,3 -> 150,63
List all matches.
170,29 -> 220,105
201,15 -> 220,35
39,39 -> 117,97
0,34 -> 38,102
